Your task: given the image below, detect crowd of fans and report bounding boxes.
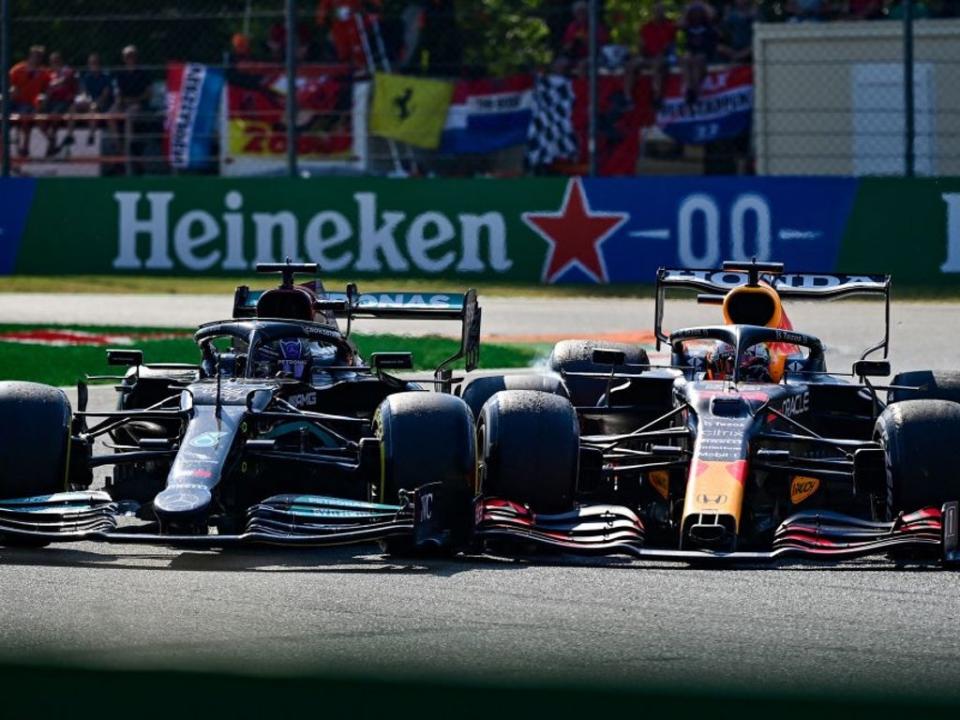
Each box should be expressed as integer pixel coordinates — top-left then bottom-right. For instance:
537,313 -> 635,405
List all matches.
3,0 -> 956,165
6,43 -> 151,159
555,0 -> 956,106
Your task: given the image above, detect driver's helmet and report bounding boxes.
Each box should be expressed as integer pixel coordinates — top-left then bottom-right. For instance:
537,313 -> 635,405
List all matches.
705,342 -> 736,380
255,337 -> 343,379
705,342 -> 774,382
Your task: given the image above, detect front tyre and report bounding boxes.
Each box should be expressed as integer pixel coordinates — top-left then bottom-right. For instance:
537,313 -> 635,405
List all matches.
0,382 -> 74,547
374,392 -> 476,555
478,390 -> 579,514
875,399 -> 960,517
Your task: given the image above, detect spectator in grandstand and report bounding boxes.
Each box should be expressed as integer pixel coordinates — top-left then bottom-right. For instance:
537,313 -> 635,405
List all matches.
230,33 -> 254,64
717,0 -> 757,64
415,0 -> 463,76
113,45 -> 151,114
315,0 -> 383,69
267,19 -> 312,63
42,51 -> 78,156
559,0 -> 611,75
65,52 -> 114,148
785,0 -> 826,21
7,45 -> 49,157
623,1 -> 677,107
680,0 -> 718,105
844,0 -> 884,18
109,45 -> 152,163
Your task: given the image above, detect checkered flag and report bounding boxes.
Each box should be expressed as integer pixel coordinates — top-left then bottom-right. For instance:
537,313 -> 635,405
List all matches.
526,74 -> 578,168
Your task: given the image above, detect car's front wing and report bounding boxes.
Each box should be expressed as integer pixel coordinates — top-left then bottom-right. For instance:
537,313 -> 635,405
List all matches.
474,498 -> 960,567
3,490 -> 958,567
0,491 -> 429,548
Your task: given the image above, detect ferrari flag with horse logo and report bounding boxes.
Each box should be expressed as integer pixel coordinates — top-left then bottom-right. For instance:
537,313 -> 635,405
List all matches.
370,73 -> 453,149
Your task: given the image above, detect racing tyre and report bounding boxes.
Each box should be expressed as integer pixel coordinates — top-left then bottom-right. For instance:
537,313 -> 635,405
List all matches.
550,340 -> 650,407
478,390 -> 578,513
459,372 -> 568,420
0,382 -> 73,547
875,399 -> 960,517
374,392 -> 476,555
887,370 -> 960,405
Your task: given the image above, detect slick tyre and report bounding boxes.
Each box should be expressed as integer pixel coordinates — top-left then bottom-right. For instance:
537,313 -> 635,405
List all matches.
460,372 -> 568,420
875,399 -> 960,517
550,340 -> 650,407
887,370 -> 960,405
0,382 -> 73,547
478,390 -> 579,513
374,392 -> 476,555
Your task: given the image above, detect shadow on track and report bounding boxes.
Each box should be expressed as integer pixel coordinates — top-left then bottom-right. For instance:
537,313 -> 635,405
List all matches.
0,543 -> 946,575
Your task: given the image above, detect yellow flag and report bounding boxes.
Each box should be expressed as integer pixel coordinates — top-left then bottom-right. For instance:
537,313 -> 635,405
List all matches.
370,73 -> 453,149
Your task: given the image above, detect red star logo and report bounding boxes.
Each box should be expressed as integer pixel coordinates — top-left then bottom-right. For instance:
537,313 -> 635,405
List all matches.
522,178 -> 628,284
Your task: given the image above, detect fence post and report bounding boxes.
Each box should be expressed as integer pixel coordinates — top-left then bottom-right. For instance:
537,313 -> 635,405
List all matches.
1,0 -> 10,178
587,0 -> 598,177
285,0 -> 298,178
903,0 -> 915,177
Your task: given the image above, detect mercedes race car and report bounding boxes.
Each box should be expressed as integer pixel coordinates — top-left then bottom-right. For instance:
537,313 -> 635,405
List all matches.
0,262 -> 480,552
469,261 -> 960,566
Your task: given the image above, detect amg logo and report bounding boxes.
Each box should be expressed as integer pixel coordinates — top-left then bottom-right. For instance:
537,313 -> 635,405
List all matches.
286,392 -> 317,408
780,392 -> 810,418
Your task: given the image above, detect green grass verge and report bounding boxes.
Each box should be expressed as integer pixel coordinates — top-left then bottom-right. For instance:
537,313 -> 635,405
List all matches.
0,325 -> 537,387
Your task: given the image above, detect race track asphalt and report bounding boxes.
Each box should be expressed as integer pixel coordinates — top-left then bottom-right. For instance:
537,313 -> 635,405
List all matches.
1,295 -> 960,702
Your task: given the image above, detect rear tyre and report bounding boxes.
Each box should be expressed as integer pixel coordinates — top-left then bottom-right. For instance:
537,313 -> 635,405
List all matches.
875,399 -> 960,517
550,340 -> 649,407
0,382 -> 73,547
460,372 -> 568,420
374,392 -> 476,555
478,390 -> 579,513
888,370 -> 960,404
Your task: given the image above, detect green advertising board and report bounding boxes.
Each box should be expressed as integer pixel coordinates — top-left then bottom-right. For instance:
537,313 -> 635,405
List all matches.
1,176 -> 958,285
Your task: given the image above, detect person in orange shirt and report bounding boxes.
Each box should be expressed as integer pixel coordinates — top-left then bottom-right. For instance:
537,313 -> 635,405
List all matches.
624,2 -> 677,107
8,45 -> 49,157
315,0 -> 382,68
43,51 -> 78,155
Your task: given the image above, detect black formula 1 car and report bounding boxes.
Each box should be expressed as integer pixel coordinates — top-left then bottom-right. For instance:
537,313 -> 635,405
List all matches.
0,262 -> 480,552
467,260 -> 960,566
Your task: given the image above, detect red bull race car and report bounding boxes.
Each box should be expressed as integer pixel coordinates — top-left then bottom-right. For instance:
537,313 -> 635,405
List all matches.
468,260 -> 960,566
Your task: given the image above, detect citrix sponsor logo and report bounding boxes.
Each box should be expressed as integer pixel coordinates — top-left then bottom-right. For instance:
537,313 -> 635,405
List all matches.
112,190 -> 514,274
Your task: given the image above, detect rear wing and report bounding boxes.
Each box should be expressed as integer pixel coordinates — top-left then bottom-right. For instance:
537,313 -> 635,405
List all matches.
233,286 -> 482,374
654,265 -> 892,359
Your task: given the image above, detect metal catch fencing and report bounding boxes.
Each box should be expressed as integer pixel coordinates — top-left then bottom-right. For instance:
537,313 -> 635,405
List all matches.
1,0 -> 956,178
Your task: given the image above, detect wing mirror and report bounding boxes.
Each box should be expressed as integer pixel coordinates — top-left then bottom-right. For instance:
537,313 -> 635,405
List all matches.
107,349 -> 143,366
245,388 -> 274,414
371,352 -> 414,372
853,360 -> 891,378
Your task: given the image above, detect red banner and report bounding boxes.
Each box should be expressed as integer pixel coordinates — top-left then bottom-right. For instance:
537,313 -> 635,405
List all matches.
225,62 -> 355,162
